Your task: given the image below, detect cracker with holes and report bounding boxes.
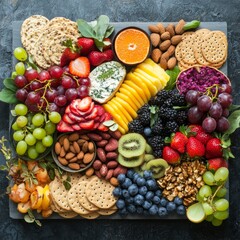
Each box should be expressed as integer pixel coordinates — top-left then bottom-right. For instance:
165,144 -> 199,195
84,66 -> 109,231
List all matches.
86,177 -> 117,209
59,211 -> 78,219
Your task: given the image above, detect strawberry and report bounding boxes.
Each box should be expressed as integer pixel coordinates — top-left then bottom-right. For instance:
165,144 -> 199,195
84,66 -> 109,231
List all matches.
88,51 -> 106,66
103,38 -> 112,50
98,123 -> 109,132
77,37 -> 95,55
205,138 -> 223,159
95,105 -> 105,116
79,120 -> 95,130
207,158 -> 228,171
103,49 -> 114,61
77,96 -> 92,112
69,57 -> 90,78
72,124 -> 81,131
170,132 -> 188,153
196,131 -> 213,145
68,112 -> 85,122
163,146 -> 181,164
57,121 -> 74,132
60,40 -> 80,67
62,114 -> 75,124
101,112 -> 112,123
77,102 -> 94,116
189,124 -> 204,135
85,107 -> 98,120
186,137 -> 205,158
93,122 -> 100,130
65,105 -> 71,114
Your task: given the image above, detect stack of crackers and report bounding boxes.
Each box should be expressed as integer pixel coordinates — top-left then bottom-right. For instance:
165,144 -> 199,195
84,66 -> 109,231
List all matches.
21,15 -> 80,69
49,173 -> 117,219
175,30 -> 227,70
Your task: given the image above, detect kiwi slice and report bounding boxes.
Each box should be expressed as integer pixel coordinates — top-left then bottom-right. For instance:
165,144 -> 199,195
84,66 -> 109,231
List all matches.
145,144 -> 153,154
118,133 -> 146,158
145,158 -> 169,179
117,154 -> 145,168
144,154 -> 155,162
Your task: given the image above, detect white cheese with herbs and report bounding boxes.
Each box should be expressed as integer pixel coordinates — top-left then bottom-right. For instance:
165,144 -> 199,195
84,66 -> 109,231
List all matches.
89,61 -> 126,104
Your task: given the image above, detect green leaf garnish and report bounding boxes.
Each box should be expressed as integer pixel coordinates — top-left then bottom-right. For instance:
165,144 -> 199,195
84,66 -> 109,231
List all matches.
3,78 -> 18,92
0,88 -> 19,104
165,66 -> 180,90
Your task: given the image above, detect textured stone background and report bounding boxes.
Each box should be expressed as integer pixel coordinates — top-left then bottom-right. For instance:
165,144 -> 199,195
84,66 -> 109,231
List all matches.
0,0 -> 240,239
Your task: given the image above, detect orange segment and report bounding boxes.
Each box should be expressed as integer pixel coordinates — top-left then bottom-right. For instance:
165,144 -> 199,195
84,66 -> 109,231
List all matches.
114,28 -> 150,65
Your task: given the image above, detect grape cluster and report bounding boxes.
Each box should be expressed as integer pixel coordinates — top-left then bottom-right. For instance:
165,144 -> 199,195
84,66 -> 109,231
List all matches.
113,170 -> 186,217
14,59 -> 90,114
185,84 -> 232,133
12,104 -> 61,159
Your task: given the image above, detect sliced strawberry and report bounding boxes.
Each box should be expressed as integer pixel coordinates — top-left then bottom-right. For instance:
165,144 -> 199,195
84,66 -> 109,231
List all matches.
77,97 -> 92,112
72,124 -> 81,131
69,57 -> 90,78
85,107 -> 98,120
79,120 -> 94,130
95,116 -> 100,122
77,102 -> 94,116
57,121 -> 74,132
62,114 -> 75,124
65,105 -> 71,114
93,122 -> 100,130
102,112 -> 112,122
98,123 -> 108,132
95,105 -> 105,116
68,112 -> 85,122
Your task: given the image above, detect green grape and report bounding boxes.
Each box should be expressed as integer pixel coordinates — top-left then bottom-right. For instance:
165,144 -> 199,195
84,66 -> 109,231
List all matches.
214,199 -> 229,212
213,210 -> 229,220
211,217 -> 223,227
25,133 -> 36,146
199,185 -> 212,199
203,171 -> 215,186
33,128 -> 46,140
196,192 -> 204,203
11,71 -> 17,79
214,167 -> 229,182
13,130 -> 25,141
42,135 -> 53,147
202,202 -> 214,215
205,214 -> 214,222
44,121 -> 56,135
16,116 -> 28,128
15,62 -> 25,75
35,141 -> 46,154
16,140 -> 27,155
27,146 -> 39,159
32,113 -> 45,127
48,111 -> 61,124
216,187 -> 227,198
14,47 -> 28,61
12,122 -> 21,131
15,104 -> 28,116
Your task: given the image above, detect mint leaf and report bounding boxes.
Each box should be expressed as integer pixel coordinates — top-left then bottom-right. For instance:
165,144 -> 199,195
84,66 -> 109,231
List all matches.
0,88 -> 18,104
3,78 -> 17,92
165,66 -> 180,90
229,104 -> 240,112
95,15 -> 110,41
77,19 -> 95,38
104,25 -> 114,38
222,110 -> 240,137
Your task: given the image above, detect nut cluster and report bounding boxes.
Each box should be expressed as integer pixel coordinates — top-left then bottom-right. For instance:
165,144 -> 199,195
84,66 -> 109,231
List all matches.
157,160 -> 206,206
148,19 -> 186,70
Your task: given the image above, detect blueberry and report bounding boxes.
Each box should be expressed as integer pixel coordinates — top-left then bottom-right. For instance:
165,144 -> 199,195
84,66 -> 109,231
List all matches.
136,206 -> 144,214
143,210 -> 150,216
146,179 -> 158,190
174,197 -> 183,206
122,178 -> 132,189
160,197 -> 168,207
155,189 -> 162,197
116,199 -> 125,209
117,173 -> 126,184
134,194 -> 145,206
145,191 -> 154,201
143,170 -> 153,180
142,200 -> 152,209
136,177 -> 146,187
126,169 -> 135,179
125,197 -> 134,204
144,127 -> 152,137
128,184 -> 138,196
152,196 -> 161,205
133,173 -> 140,183
158,207 -> 168,217
149,204 -> 158,215
176,205 -> 186,216
113,187 -> 122,197
127,204 -> 137,214
122,189 -> 130,199
166,202 -> 176,212
119,207 -> 128,216
139,186 -> 148,195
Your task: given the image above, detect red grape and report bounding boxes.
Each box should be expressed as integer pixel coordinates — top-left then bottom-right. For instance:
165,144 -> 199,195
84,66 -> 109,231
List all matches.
46,89 -> 58,102
202,117 -> 217,133
14,75 -> 28,88
48,103 -> 60,112
63,66 -> 69,73
54,95 -> 67,107
197,95 -> 212,112
30,81 -> 43,91
216,117 -> 230,132
188,106 -> 203,124
79,77 -> 91,87
39,70 -> 51,82
50,79 -> 61,88
219,84 -> 232,94
56,85 -> 65,96
65,88 -> 78,102
16,88 -> 28,102
77,85 -> 89,98
38,98 -> 47,111
71,80 -> 77,88
61,75 -> 74,89
185,90 -> 200,105
24,69 -> 39,82
49,66 -> 63,79
222,108 -> 229,117
217,93 -> 233,108
209,102 -> 223,119
26,91 -> 41,104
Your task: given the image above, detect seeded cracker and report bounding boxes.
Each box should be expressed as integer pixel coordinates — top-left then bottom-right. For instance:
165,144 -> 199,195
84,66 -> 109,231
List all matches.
180,34 -> 197,65
59,211 -> 78,219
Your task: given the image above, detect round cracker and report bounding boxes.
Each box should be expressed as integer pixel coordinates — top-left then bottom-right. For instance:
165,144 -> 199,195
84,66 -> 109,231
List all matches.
181,35 -> 198,64
98,208 -> 117,216
58,211 -> 78,219
47,17 -> 78,31
175,41 -> 183,62
201,31 -> 227,63
86,177 -> 117,209
80,212 -> 100,219
69,173 -> 82,185
181,31 -> 195,40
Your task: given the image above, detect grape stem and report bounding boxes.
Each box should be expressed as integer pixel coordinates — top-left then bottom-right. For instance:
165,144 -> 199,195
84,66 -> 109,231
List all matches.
209,182 -> 225,206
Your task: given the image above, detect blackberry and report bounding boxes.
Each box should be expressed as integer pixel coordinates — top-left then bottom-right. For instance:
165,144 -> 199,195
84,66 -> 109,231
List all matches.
176,110 -> 188,125
148,97 -> 156,106
137,104 -> 150,115
154,90 -> 170,106
139,112 -> 150,127
128,119 -> 144,133
148,136 -> 164,150
159,107 -> 177,121
165,121 -> 179,133
162,99 -> 173,108
153,149 -> 163,158
152,119 -> 163,135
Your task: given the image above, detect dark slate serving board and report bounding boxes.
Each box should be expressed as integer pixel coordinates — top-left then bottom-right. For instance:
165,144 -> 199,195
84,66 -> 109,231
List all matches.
10,21 -> 228,220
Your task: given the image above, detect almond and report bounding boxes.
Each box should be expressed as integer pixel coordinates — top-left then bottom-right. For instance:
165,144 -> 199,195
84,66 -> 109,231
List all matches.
60,146 -> 66,157
151,48 -> 162,63
171,35 -> 182,45
161,51 -> 170,61
68,163 -> 80,170
68,133 -> 79,142
55,142 -> 61,155
69,145 -> 76,153
83,152 -> 94,164
69,156 -> 78,163
58,157 -> 68,166
58,135 -> 65,145
148,24 -> 159,33
175,19 -> 186,34
156,22 -> 165,35
165,24 -> 175,37
77,139 -> 86,146
159,40 -> 171,52
161,31 -> 171,41
79,134 -> 89,141
85,167 -> 94,177
77,151 -> 84,160
73,141 -> 80,153
167,57 -> 177,70
63,138 -> 70,152
82,141 -> 89,153
159,56 -> 168,70
88,141 -> 95,153
150,33 -> 160,47
65,152 -> 75,160
110,177 -> 119,186
167,45 -> 176,57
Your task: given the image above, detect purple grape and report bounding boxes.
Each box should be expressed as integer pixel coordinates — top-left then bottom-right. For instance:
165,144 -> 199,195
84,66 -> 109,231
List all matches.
187,106 -> 204,124
16,88 -> 28,102
222,108 -> 229,117
197,95 -> 212,112
217,93 -> 233,108
219,84 -> 232,94
202,117 -> 217,133
216,117 -> 230,132
65,88 -> 78,102
185,90 -> 200,105
209,102 -> 223,119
